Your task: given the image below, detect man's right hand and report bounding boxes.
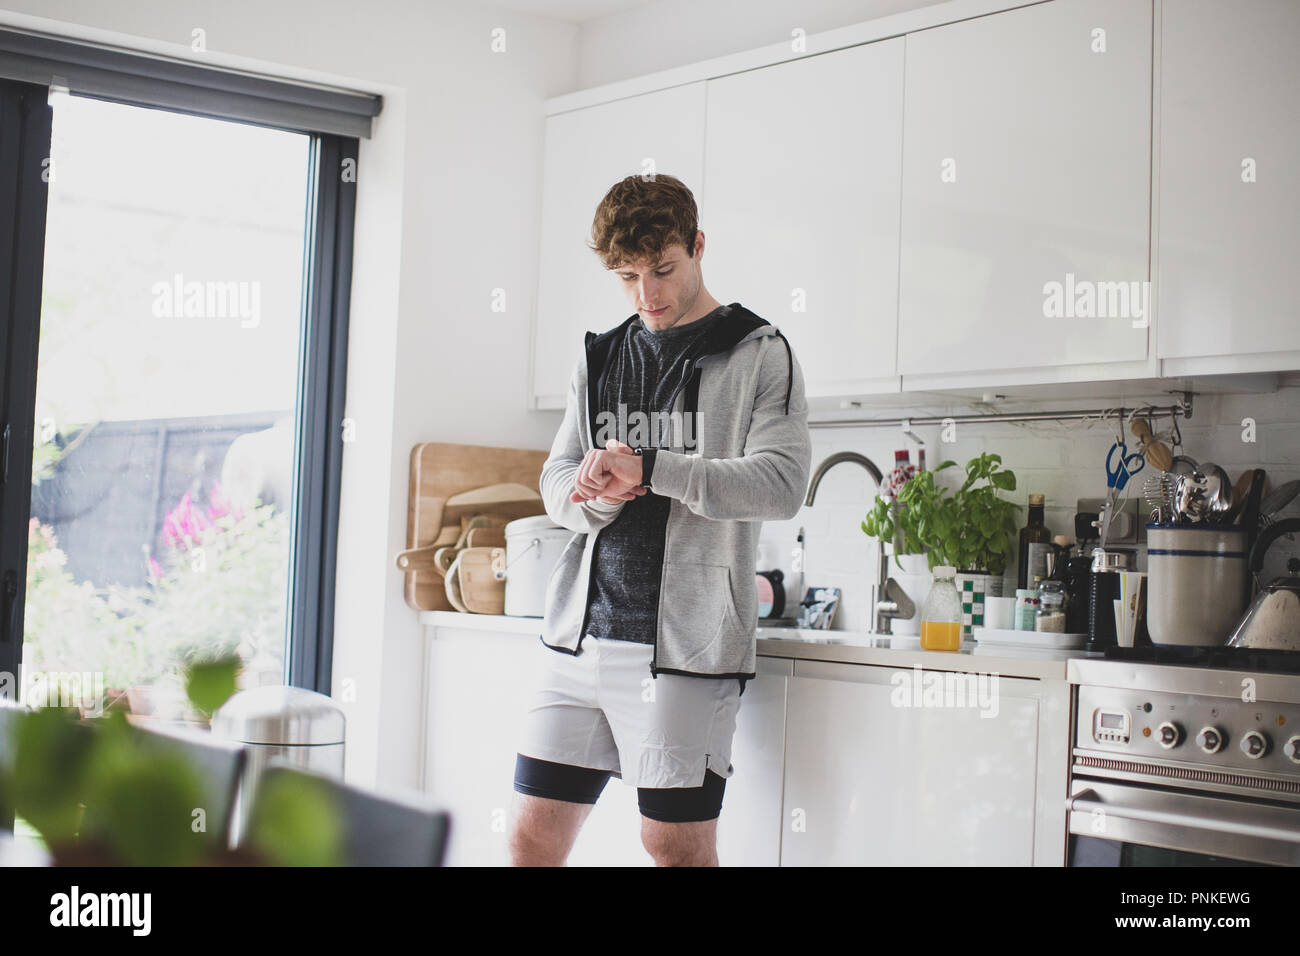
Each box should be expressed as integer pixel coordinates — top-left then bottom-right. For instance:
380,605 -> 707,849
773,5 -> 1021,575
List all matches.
571,440 -> 647,504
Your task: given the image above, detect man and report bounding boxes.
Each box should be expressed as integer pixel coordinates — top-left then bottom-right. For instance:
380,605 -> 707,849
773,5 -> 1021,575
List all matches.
509,174 -> 811,866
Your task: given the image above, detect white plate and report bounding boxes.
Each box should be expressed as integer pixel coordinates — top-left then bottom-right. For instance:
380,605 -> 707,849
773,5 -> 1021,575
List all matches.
971,626 -> 1088,650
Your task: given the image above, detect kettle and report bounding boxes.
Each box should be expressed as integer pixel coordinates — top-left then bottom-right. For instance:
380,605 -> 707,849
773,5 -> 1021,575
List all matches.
1226,517 -> 1300,650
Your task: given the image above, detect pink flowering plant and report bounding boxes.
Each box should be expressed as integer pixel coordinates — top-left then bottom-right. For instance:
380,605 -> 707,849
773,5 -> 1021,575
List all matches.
23,480 -> 289,715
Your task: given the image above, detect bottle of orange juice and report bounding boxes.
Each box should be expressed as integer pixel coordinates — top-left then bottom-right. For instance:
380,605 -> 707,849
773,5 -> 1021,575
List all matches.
920,565 -> 963,651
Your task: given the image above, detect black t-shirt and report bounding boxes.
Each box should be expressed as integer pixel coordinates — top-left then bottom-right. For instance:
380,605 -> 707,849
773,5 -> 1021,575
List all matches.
584,305 -> 728,644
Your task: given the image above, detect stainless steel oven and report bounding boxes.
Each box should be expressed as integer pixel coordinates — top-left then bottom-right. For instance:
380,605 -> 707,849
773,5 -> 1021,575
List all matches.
1067,658 -> 1300,867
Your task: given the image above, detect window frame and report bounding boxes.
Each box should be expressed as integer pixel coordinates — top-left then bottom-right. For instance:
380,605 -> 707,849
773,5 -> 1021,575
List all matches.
0,76 -> 360,699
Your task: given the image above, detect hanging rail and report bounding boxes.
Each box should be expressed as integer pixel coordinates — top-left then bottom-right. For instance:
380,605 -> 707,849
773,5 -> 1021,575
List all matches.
808,391 -> 1194,429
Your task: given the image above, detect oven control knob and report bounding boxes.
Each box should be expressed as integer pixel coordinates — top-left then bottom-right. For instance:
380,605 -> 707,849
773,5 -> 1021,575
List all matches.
1283,736 -> 1300,764
1240,730 -> 1270,759
1157,721 -> 1182,749
1196,726 -> 1224,754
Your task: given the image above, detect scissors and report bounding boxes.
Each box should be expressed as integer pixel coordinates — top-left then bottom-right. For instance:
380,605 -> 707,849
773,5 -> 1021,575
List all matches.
1106,440 -> 1146,492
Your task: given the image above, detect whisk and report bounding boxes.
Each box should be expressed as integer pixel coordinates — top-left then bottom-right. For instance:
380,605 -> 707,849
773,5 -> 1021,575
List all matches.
1143,472 -> 1176,524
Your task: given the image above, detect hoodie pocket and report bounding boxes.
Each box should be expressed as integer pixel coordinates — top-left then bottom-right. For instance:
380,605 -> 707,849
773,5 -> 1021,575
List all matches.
659,561 -> 743,662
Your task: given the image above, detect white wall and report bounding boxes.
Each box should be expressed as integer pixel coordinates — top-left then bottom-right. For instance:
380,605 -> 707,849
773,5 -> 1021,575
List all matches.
0,0 -> 579,792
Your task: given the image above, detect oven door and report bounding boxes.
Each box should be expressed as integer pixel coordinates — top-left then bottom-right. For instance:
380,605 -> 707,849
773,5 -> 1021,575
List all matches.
1067,779 -> 1300,867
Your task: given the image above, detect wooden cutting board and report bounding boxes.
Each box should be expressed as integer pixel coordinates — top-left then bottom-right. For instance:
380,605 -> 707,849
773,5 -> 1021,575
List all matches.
403,442 -> 550,611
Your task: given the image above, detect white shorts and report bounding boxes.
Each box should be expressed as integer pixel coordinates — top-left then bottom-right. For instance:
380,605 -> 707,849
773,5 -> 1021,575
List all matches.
516,633 -> 742,789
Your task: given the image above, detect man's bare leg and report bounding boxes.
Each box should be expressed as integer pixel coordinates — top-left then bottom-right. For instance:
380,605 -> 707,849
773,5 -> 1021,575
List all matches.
508,792 -> 597,866
641,816 -> 720,867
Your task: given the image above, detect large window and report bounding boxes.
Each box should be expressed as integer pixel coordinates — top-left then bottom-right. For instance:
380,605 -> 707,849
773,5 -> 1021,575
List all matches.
22,92 -> 310,720
1,41 -> 370,725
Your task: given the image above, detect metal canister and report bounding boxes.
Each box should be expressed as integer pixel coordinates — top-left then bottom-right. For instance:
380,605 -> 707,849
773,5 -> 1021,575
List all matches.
211,686 -> 346,847
1087,547 -> 1136,650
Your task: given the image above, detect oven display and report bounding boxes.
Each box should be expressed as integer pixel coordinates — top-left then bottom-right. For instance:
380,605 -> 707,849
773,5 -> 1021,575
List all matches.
1093,708 -> 1130,744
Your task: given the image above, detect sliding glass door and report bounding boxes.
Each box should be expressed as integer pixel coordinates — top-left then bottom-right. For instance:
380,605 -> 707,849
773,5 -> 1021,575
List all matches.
1,74 -> 357,722
21,91 -> 311,720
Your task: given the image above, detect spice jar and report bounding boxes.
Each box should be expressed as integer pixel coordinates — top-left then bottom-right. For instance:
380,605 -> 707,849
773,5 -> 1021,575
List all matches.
1035,580 -> 1067,633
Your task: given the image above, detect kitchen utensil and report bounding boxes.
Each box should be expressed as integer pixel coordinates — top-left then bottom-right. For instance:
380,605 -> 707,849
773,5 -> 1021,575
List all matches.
1259,478 -> 1300,528
1101,441 -> 1146,545
1142,472 -> 1176,524
445,546 -> 508,614
1145,524 -> 1249,646
1064,553 -> 1094,634
1237,468 -> 1267,559
1105,440 -> 1146,493
1173,470 -> 1209,523
1128,418 -> 1173,473
1086,547 -> 1135,650
1226,470 -> 1257,522
1226,517 -> 1300,650
1168,455 -> 1200,479
1200,462 -> 1234,523
403,442 -> 550,612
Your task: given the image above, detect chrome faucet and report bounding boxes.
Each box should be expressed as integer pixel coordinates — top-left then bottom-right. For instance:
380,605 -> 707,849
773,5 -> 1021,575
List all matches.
804,452 -> 916,635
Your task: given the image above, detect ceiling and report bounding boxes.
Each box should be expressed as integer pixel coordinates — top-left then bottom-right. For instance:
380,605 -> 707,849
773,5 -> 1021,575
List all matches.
459,0 -> 652,24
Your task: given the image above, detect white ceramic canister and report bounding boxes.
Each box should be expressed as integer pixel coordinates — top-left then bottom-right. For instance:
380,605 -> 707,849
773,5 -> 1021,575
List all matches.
1146,524 -> 1249,646
502,515 -> 575,618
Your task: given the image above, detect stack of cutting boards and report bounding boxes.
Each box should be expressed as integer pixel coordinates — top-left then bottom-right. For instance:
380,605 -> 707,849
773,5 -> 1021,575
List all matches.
397,442 -> 550,613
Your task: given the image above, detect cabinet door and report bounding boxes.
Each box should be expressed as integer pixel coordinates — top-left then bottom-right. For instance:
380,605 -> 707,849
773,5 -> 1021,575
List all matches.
898,0 -> 1152,381
781,661 -> 1042,866
702,40 -> 904,397
1157,0 -> 1300,371
717,656 -> 791,867
424,628 -> 552,866
532,85 -> 707,409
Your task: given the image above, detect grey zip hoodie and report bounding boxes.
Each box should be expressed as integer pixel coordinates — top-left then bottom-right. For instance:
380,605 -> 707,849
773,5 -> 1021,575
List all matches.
537,303 -> 812,681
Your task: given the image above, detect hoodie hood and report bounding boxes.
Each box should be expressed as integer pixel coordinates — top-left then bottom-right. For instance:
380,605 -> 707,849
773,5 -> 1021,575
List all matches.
583,302 -> 794,450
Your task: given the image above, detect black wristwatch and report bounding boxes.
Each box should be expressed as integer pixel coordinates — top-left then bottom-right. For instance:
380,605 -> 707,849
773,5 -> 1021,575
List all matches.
633,446 -> 657,489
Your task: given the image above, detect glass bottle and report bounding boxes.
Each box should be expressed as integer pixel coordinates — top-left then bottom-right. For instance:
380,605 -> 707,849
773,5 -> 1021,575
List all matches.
920,565 -> 963,651
1017,493 -> 1053,590
1035,580 -> 1067,632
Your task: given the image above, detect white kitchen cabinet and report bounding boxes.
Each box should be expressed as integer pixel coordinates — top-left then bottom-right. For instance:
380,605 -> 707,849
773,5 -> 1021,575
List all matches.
897,0 -> 1153,385
780,659 -> 1070,866
700,40 -> 905,397
531,84 -> 707,409
424,623 -> 649,866
1156,0 -> 1300,375
717,656 -> 791,866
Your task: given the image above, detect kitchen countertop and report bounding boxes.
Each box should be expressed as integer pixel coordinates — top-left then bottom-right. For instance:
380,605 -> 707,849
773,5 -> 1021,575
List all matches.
419,611 -> 1096,681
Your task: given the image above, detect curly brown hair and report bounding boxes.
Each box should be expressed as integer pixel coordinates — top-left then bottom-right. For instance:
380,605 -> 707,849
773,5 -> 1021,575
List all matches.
587,174 -> 699,271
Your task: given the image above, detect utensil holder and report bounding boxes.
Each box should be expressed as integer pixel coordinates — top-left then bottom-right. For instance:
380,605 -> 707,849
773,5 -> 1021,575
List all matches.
1146,524 -> 1248,646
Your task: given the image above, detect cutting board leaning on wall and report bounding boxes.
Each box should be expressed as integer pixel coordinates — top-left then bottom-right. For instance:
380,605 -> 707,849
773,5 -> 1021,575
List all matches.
399,442 -> 551,611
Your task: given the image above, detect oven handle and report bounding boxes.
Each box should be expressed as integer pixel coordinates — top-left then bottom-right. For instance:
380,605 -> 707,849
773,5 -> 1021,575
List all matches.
1069,788 -> 1300,845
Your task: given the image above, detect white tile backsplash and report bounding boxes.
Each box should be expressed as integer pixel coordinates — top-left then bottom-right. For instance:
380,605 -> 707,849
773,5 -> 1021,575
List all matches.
761,383 -> 1300,633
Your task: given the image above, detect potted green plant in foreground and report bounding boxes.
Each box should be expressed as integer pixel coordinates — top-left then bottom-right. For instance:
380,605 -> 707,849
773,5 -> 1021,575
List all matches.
0,654 -> 343,866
